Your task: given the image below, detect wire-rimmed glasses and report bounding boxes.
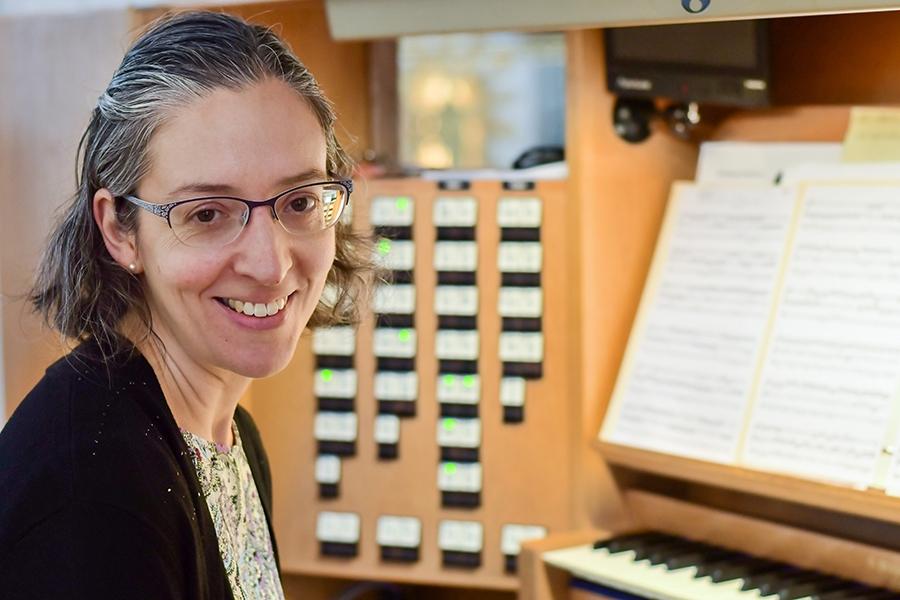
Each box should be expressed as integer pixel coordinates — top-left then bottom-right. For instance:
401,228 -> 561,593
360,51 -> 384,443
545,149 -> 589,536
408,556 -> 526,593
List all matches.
120,179 -> 352,248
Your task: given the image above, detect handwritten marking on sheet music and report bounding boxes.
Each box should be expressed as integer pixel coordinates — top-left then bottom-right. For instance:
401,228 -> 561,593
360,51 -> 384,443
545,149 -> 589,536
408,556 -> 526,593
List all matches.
744,186 -> 900,487
605,186 -> 796,463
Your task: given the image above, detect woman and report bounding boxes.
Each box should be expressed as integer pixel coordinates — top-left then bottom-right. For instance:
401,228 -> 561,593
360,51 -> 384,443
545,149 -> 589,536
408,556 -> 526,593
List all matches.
0,11 -> 371,599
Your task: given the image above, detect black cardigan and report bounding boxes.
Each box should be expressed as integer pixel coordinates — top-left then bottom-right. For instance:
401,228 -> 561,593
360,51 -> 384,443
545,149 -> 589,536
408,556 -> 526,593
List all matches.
0,339 -> 278,599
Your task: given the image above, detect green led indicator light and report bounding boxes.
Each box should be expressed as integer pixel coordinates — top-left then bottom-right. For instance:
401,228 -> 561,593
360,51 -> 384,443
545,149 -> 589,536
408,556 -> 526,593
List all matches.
396,197 -> 410,211
377,238 -> 391,255
444,462 -> 458,475
463,375 -> 476,388
442,418 -> 457,431
443,374 -> 456,386
320,369 -> 333,382
398,329 -> 411,342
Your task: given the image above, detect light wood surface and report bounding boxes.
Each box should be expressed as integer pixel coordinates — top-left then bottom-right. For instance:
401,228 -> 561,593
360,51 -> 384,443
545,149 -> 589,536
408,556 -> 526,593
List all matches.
519,530 -> 607,600
564,28 -> 697,533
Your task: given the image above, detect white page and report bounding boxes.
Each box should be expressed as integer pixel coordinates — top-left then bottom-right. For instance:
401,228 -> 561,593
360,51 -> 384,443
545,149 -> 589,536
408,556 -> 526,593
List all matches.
780,162 -> 900,185
602,184 -> 798,463
696,142 -> 842,184
743,184 -> 900,488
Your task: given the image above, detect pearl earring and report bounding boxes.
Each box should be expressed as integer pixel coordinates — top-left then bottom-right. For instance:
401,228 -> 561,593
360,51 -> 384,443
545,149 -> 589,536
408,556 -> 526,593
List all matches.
128,263 -> 137,272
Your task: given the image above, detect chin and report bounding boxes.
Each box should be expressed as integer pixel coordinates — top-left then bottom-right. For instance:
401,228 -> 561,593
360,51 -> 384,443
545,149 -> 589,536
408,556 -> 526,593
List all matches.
222,344 -> 297,379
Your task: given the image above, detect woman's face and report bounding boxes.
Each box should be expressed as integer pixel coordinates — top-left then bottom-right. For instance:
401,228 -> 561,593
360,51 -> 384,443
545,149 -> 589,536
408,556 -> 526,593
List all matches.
133,78 -> 335,378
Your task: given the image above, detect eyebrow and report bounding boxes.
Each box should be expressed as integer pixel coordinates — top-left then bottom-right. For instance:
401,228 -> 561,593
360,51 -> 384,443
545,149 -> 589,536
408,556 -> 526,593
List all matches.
165,168 -> 329,200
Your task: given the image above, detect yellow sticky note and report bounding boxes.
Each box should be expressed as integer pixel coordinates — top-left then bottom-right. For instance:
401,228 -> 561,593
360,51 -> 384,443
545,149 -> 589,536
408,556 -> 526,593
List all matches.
842,106 -> 900,163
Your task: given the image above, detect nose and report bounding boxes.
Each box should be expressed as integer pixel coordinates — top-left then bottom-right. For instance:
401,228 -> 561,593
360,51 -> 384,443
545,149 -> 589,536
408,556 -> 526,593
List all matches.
231,205 -> 292,285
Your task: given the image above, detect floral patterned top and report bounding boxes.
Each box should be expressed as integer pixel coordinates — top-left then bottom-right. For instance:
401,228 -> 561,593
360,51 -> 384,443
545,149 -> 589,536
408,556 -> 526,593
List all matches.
181,423 -> 284,600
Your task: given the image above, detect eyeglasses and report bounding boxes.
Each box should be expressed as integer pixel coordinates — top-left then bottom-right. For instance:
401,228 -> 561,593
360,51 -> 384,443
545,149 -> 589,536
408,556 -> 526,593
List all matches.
120,179 -> 353,248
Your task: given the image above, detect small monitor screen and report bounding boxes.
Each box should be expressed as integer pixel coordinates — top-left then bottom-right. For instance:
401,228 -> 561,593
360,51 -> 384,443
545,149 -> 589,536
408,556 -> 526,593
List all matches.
607,21 -> 759,70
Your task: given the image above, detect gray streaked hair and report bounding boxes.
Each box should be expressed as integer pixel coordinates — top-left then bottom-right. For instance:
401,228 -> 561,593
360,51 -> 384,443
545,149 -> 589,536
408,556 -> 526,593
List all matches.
31,10 -> 374,354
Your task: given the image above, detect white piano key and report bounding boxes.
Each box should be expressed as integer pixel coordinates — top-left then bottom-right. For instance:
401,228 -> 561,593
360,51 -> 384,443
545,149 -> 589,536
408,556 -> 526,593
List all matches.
314,368 -> 357,399
370,195 -> 414,226
376,239 -> 415,271
542,544 -> 767,600
316,511 -> 360,543
434,285 -> 479,316
434,241 -> 478,272
374,284 -> 416,314
498,241 -> 542,273
438,520 -> 483,553
312,326 -> 356,356
434,196 -> 478,227
498,197 -> 542,228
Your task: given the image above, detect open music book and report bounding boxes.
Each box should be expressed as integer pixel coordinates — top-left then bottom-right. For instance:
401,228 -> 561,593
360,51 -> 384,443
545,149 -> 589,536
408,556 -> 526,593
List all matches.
600,181 -> 900,492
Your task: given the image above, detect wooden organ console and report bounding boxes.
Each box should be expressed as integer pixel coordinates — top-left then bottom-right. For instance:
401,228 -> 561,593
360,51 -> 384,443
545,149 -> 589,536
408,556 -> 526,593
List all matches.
8,3 -> 900,599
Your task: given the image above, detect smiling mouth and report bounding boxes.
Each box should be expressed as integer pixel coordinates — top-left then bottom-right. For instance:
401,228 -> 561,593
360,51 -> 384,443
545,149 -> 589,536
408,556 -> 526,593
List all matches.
216,293 -> 292,318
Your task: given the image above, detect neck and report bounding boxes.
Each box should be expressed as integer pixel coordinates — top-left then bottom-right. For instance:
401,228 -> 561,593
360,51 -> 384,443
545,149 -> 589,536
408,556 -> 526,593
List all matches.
136,331 -> 250,448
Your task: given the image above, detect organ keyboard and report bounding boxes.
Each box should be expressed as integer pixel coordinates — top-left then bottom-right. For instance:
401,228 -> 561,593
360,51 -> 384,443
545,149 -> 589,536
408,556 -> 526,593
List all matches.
543,532 -> 900,600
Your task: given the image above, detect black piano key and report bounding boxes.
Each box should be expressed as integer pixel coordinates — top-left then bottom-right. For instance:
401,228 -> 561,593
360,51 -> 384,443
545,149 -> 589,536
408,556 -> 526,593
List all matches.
757,570 -> 824,596
667,547 -> 744,572
817,589 -> 900,600
711,557 -> 787,584
603,532 -> 681,555
635,538 -> 699,563
743,566 -> 809,592
780,577 -> 858,600
647,539 -> 709,565
691,550 -> 753,577
592,531 -> 665,552
822,589 -> 900,600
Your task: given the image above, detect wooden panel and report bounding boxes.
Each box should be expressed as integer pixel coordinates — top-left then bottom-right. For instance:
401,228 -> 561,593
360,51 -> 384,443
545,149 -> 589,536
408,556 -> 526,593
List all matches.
0,10 -> 133,417
564,28 -> 698,532
772,11 -> 900,105
519,530 -> 608,600
601,441 -> 900,528
250,178 -> 574,590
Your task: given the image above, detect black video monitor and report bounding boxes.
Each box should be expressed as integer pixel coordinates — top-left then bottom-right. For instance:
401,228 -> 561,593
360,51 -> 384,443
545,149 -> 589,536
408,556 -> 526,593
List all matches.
605,20 -> 770,107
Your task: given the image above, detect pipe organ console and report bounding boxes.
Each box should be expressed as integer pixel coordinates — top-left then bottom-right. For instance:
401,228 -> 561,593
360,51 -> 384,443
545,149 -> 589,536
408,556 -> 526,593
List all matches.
124,4 -> 900,598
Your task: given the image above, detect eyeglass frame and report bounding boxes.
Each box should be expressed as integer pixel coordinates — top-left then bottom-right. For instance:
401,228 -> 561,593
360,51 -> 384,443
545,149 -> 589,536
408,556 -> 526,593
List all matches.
118,178 -> 353,241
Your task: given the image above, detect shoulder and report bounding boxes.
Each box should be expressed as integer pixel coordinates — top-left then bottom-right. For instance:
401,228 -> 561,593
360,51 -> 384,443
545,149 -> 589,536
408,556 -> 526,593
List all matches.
0,340 -> 192,548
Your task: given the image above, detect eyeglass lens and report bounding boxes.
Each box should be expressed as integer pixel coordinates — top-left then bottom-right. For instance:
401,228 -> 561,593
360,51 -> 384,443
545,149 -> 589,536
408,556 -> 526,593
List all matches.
168,183 -> 346,247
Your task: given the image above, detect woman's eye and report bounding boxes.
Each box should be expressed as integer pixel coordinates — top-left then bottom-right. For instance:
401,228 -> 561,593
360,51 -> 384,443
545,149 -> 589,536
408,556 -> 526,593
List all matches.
288,194 -> 316,213
195,208 -> 218,223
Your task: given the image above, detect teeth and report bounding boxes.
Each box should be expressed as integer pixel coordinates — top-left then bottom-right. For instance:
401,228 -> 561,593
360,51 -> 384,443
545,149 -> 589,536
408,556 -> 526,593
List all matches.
224,295 -> 290,319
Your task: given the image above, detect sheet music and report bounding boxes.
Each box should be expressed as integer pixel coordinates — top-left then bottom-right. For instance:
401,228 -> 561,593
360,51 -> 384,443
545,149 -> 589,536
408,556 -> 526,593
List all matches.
602,184 -> 797,463
743,185 -> 900,487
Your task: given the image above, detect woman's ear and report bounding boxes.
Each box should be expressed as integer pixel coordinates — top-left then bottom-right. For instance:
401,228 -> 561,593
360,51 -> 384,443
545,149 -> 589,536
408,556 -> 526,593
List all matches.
93,188 -> 140,273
